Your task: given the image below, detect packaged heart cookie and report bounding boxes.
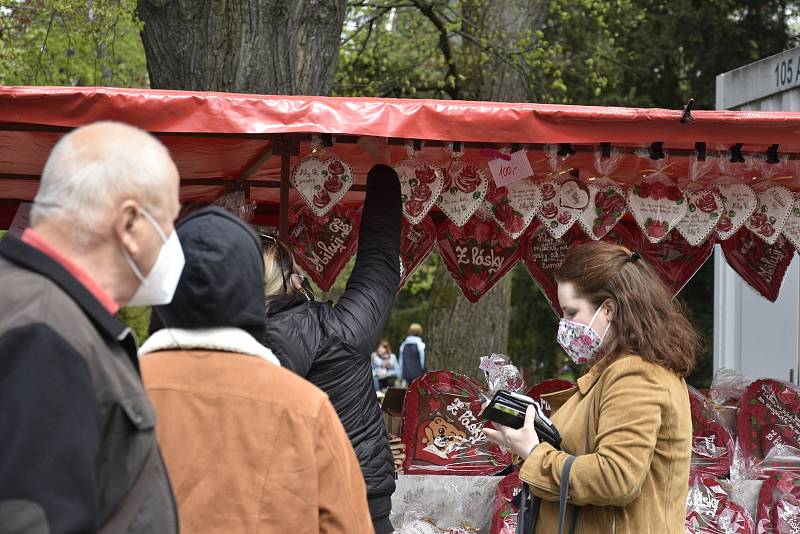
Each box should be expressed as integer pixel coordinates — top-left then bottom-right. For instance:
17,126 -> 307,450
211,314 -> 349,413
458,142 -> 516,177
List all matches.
400,216 -> 437,288
627,172 -> 687,243
685,475 -> 755,534
291,139 -> 355,216
677,188 -> 723,246
483,178 -> 541,239
437,217 -> 521,303
437,145 -> 489,227
525,378 -> 575,417
745,185 -> 794,245
714,183 -> 759,241
737,379 -> 800,478
490,470 -> 522,534
578,147 -> 628,240
287,202 -> 360,292
689,386 -> 734,477
401,370 -> 512,475
721,230 -> 796,302
755,473 -> 800,534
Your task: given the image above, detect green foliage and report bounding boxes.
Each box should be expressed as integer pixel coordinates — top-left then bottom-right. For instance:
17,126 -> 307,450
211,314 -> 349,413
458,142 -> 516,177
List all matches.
0,0 -> 148,87
117,306 -> 151,344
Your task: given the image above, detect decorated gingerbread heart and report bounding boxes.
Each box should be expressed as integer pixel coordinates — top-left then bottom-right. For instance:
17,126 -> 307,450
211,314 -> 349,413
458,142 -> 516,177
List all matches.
396,161 -> 445,225
401,370 -> 512,475
400,216 -> 437,288
437,162 -> 489,227
490,470 -> 522,534
287,202 -> 360,292
722,229 -> 795,302
525,379 -> 575,417
685,476 -> 755,534
677,188 -> 723,246
536,179 -> 588,239
578,182 -> 627,240
746,185 -> 795,245
737,379 -> 800,475
483,178 -> 541,239
781,195 -> 800,251
624,220 -> 715,296
437,217 -> 521,303
627,175 -> 687,243
714,183 -> 758,241
688,386 -> 733,478
756,473 -> 800,534
290,155 -> 354,216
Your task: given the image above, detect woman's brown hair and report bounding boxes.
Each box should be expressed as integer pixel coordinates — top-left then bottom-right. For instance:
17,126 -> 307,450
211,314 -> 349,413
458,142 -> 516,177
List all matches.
553,242 -> 701,377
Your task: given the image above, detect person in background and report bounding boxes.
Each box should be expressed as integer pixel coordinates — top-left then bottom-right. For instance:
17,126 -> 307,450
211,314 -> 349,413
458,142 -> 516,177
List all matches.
0,122 -> 180,533
141,207 -> 372,534
261,137 -> 401,534
484,243 -> 697,534
372,340 -> 399,392
399,323 -> 426,385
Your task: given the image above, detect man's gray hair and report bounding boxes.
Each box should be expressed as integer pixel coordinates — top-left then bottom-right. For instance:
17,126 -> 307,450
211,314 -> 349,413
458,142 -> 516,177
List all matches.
32,121 -> 177,246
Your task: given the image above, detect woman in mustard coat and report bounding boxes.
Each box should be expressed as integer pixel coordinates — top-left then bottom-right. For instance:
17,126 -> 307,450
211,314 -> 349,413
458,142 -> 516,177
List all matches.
485,242 -> 699,533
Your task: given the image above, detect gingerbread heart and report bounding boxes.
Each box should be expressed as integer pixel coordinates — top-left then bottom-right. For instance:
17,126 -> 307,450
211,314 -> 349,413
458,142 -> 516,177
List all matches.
525,379 -> 575,417
756,473 -> 800,534
400,216 -> 437,288
722,229 -> 795,302
536,179 -> 585,239
490,470 -> 523,534
578,182 -> 627,240
685,476 -> 755,533
436,162 -> 488,227
396,161 -> 445,225
688,386 -> 733,478
677,189 -> 723,246
437,217 -> 521,303
627,175 -> 687,243
737,379 -> 800,477
745,185 -> 795,245
483,178 -> 541,239
291,155 -> 354,216
782,195 -> 800,251
714,183 -> 758,241
287,202 -> 360,292
401,370 -> 511,475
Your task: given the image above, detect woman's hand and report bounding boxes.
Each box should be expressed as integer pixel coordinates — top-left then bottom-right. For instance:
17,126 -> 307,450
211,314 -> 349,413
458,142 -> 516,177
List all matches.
483,405 -> 541,458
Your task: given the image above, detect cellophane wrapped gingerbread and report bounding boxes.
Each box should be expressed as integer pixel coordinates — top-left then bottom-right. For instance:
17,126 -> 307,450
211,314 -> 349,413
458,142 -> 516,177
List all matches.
755,472 -> 800,533
490,470 -> 523,534
479,354 -> 525,397
735,379 -> 800,480
689,385 -> 735,478
401,370 -> 512,475
525,378 -> 575,417
685,475 -> 755,534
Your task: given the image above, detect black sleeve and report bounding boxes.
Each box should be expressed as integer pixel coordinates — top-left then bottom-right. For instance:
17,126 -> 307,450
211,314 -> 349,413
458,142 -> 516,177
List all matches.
328,164 -> 402,356
0,323 -> 100,534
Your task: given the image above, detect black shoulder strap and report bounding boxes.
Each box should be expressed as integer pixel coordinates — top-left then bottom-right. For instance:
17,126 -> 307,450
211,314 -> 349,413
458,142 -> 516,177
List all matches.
99,443 -> 158,534
558,455 -> 577,534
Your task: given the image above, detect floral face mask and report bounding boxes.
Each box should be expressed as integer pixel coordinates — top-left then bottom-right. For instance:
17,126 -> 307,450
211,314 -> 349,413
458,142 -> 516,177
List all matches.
556,304 -> 610,365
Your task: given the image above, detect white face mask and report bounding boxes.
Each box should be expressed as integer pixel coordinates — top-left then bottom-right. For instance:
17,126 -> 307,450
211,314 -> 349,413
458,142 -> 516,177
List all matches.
122,208 -> 185,307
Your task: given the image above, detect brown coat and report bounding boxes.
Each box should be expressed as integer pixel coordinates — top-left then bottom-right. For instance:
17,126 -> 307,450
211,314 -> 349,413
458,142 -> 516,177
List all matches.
520,355 -> 692,534
140,333 -> 374,534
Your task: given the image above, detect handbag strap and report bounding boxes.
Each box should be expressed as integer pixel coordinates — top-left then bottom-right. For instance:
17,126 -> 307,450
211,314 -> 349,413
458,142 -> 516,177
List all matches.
99,443 -> 158,534
558,455 -> 577,534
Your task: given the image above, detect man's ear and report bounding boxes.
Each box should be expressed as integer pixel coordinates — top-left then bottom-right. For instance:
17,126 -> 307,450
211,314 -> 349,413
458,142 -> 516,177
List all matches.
113,200 -> 141,255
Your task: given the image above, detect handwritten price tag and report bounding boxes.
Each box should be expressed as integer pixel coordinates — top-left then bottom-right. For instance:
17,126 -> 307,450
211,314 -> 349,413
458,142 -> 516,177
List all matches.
488,150 -> 534,187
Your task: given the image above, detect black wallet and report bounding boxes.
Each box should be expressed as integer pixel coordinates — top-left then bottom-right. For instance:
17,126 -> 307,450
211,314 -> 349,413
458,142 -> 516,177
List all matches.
481,390 -> 562,450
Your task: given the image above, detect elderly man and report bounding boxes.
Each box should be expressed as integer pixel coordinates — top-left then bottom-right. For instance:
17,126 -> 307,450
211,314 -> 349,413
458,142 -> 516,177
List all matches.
0,122 -> 180,533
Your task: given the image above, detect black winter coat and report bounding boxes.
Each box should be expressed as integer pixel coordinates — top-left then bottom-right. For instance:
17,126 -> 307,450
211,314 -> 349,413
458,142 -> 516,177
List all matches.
264,164 -> 401,520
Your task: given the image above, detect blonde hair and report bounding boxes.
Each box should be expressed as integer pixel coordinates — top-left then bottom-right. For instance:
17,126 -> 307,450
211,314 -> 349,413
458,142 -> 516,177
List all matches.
261,237 -> 293,301
408,323 -> 423,336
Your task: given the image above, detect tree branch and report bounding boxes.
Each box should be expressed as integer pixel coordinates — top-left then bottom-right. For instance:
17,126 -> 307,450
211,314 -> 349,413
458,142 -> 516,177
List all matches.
409,0 -> 461,99
28,9 -> 55,84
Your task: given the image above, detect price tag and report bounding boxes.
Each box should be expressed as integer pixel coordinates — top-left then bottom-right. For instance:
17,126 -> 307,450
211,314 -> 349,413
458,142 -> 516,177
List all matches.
488,150 -> 534,187
9,202 -> 32,237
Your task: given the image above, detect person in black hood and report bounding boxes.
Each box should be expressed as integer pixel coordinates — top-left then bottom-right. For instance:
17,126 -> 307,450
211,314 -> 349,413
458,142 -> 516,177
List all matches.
262,137 -> 401,534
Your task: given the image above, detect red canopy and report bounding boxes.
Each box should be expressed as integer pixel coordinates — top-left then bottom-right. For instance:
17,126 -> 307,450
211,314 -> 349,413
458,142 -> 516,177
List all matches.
2,86 -> 799,304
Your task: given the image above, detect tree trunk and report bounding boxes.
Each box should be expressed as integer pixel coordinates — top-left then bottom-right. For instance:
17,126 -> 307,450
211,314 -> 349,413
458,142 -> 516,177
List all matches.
137,0 -> 347,95
425,0 -> 547,375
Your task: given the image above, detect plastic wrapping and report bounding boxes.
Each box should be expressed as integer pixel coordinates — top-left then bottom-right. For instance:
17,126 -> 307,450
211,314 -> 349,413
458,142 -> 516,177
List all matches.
736,379 -> 800,479
212,190 -> 256,221
689,386 -> 734,477
401,371 -> 512,475
756,473 -> 800,533
711,368 -> 750,408
479,354 -> 525,397
685,475 -> 755,533
592,145 -> 625,179
490,470 -> 523,534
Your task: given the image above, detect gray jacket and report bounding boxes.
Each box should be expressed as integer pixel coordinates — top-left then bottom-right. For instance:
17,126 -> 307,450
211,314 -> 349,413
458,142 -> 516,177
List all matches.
0,235 -> 178,534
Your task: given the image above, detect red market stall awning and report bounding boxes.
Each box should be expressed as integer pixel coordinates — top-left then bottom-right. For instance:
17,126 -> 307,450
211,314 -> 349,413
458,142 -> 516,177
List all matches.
1,86 -> 799,308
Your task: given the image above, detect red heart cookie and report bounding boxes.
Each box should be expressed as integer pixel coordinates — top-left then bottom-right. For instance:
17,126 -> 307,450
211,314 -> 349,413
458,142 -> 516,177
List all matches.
490,470 -> 522,534
685,476 -> 755,534
756,473 -> 800,534
396,161 -> 445,225
400,216 -> 437,288
688,386 -> 733,478
722,230 -> 796,302
287,202 -> 360,292
291,155 -> 354,216
745,185 -> 795,245
401,370 -> 512,475
714,183 -> 758,241
437,162 -> 489,227
484,178 -> 541,239
437,217 -> 521,303
737,379 -> 800,476
578,182 -> 627,240
781,195 -> 800,251
525,379 -> 575,417
677,188 -> 723,247
536,179 -> 585,239
627,175 -> 687,243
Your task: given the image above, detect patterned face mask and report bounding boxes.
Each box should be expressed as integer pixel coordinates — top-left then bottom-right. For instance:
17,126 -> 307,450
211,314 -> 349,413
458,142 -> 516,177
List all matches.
556,304 -> 610,365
